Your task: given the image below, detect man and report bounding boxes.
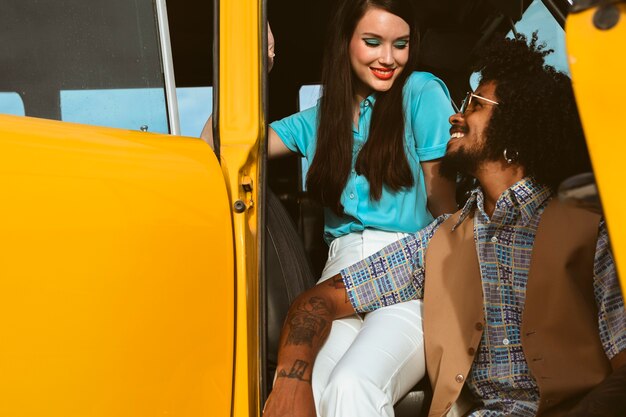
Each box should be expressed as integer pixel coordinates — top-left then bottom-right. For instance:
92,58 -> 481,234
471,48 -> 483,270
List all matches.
263,34 -> 626,417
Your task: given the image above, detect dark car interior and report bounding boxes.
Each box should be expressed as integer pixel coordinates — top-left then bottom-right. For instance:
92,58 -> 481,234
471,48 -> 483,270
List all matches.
165,0 -> 570,414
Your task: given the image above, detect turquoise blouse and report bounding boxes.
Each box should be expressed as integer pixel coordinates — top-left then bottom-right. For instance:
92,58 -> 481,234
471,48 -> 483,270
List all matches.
270,72 -> 453,244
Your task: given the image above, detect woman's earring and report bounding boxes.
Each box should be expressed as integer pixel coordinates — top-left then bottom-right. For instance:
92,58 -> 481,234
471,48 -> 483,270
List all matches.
503,148 -> 518,164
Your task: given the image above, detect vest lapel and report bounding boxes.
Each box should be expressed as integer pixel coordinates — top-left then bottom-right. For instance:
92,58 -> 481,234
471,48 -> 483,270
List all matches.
424,211 -> 484,416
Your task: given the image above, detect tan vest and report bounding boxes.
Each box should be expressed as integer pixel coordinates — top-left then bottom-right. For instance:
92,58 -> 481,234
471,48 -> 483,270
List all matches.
423,199 -> 612,417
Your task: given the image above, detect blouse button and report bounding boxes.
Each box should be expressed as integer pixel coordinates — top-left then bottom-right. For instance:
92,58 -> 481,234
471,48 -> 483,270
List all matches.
491,236 -> 498,243
502,338 -> 510,346
349,193 -> 355,199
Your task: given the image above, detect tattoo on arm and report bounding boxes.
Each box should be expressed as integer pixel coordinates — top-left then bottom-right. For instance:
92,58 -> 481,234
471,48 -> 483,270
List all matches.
286,296 -> 330,347
327,275 -> 345,290
327,275 -> 349,303
276,359 -> 311,383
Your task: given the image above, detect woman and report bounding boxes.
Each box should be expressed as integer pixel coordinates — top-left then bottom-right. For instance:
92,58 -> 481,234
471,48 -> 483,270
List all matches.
266,0 -> 456,415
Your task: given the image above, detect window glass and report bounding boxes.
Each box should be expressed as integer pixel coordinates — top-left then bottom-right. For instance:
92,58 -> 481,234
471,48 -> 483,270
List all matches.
470,0 -> 568,89
298,85 -> 322,190
0,0 -> 168,132
61,89 -> 168,133
0,92 -> 26,116
299,85 -> 322,112
176,87 -> 213,137
509,0 -> 568,74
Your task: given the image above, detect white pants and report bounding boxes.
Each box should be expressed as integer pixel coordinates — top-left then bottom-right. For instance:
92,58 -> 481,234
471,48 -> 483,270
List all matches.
313,230 -> 425,417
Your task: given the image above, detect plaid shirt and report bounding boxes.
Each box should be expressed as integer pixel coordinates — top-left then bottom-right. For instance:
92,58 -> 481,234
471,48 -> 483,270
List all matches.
340,177 -> 626,416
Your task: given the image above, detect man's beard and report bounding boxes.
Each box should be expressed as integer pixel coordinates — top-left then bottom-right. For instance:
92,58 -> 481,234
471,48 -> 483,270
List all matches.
439,146 -> 487,181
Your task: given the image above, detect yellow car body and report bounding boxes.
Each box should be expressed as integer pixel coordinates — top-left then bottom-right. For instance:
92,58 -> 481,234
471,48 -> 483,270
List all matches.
0,115 -> 236,416
567,1 -> 626,296
0,1 -> 264,415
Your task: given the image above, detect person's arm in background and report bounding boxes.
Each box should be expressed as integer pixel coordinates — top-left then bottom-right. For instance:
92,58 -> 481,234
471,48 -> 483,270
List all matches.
567,220 -> 626,416
422,160 -> 457,216
200,122 -> 292,158
268,127 -> 293,158
201,122 -> 292,158
267,105 -> 319,159
200,115 -> 215,148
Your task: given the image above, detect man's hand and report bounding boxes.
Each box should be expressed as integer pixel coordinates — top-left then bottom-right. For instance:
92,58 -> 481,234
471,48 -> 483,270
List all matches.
263,363 -> 316,417
262,275 -> 356,416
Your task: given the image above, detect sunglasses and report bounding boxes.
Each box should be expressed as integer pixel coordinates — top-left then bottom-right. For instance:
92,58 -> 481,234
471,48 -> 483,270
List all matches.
452,92 -> 499,114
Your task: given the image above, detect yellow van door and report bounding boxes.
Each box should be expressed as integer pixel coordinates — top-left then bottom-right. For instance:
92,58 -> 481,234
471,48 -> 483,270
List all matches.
0,115 -> 234,417
567,2 -> 626,296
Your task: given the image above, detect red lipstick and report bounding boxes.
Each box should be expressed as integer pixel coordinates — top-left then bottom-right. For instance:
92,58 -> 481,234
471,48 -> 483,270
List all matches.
370,67 -> 394,80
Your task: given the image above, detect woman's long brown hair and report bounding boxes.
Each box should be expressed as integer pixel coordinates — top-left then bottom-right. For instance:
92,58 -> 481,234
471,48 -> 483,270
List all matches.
306,0 -> 420,215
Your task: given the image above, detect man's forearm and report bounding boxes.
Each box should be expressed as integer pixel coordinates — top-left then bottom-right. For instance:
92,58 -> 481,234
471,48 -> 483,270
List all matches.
274,295 -> 333,385
275,275 -> 350,383
263,275 -> 355,416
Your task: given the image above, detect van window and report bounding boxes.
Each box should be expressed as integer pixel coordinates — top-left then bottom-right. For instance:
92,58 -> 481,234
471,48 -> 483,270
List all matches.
470,0 -> 569,89
176,87 -> 213,137
511,0 -> 569,74
0,92 -> 26,116
298,84 -> 322,190
61,88 -> 168,133
299,85 -> 322,112
0,0 -> 168,132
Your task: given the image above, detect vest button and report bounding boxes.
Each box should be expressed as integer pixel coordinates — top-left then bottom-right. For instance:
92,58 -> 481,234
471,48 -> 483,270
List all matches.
475,322 -> 483,331
455,374 -> 464,383
468,347 -> 475,355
